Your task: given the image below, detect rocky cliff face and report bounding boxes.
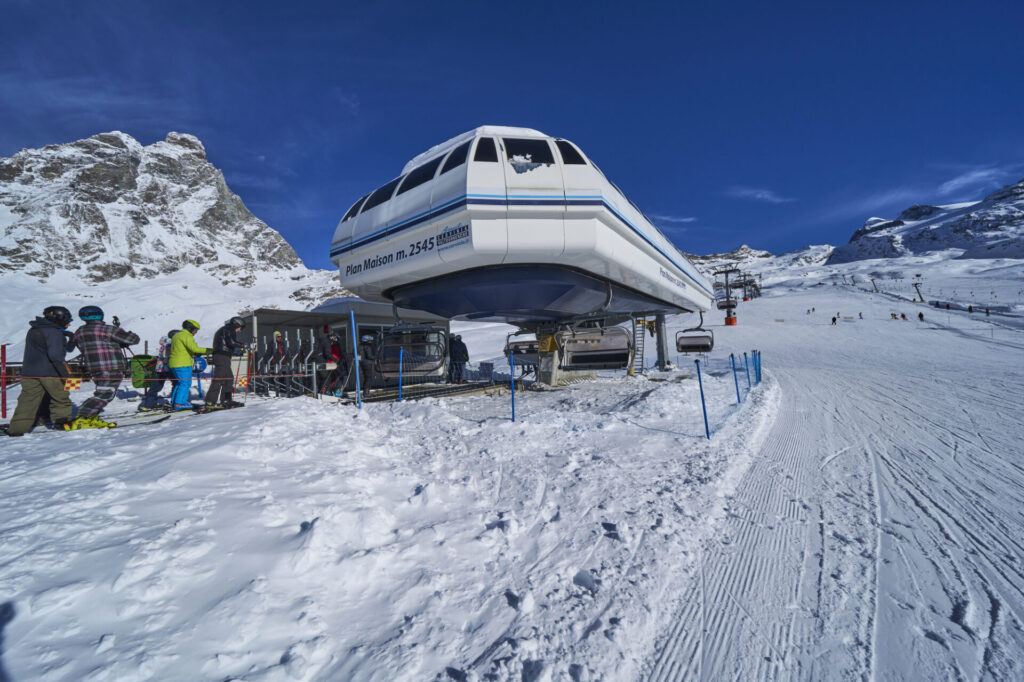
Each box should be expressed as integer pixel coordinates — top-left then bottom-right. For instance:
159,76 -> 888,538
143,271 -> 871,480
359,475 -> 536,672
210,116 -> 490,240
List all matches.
0,131 -> 307,284
827,177 -> 1024,264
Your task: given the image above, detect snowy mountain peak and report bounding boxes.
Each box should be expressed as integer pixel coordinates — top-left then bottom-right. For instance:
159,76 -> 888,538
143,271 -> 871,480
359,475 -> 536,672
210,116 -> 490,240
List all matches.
828,176 -> 1024,264
0,130 -> 303,283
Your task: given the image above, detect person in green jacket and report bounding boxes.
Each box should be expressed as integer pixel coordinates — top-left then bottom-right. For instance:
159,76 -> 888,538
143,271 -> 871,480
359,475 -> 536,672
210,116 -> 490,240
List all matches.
169,319 -> 212,410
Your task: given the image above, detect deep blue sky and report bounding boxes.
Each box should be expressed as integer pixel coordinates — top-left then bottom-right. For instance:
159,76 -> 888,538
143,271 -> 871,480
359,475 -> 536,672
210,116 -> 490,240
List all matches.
3,1 -> 1023,269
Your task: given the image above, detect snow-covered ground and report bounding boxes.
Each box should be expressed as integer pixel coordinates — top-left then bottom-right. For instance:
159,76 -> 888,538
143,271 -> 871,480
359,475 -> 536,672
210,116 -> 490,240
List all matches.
2,256 -> 1023,680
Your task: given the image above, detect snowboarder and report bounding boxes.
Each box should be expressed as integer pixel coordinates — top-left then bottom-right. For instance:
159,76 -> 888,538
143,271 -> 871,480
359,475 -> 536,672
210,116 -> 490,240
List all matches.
7,307 -> 75,436
141,329 -> 179,409
70,306 -> 141,429
831,316 -> 837,326
204,317 -> 247,409
168,320 -> 212,410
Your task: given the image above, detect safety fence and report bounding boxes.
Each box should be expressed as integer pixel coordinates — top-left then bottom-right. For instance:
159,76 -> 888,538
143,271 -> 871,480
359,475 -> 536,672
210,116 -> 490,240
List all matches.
692,350 -> 763,440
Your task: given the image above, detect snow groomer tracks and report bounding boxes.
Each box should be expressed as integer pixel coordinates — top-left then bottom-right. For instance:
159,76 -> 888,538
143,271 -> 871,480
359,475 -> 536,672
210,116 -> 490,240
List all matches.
648,289 -> 1024,680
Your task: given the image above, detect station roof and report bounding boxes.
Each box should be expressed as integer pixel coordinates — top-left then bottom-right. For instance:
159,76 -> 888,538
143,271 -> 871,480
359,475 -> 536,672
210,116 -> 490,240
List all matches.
245,299 -> 447,330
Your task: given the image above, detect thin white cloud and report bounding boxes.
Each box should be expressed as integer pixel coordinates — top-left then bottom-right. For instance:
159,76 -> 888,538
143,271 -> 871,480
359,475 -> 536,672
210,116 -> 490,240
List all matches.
650,214 -> 698,224
816,187 -> 922,222
724,186 -> 794,204
937,167 -> 1007,197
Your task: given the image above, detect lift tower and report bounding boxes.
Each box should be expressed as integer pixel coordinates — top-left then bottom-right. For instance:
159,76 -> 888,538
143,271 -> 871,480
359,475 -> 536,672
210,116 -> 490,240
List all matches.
714,267 -> 741,325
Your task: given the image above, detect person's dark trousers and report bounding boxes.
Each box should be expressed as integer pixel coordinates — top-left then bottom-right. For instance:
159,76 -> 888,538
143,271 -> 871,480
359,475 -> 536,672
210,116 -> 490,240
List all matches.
76,378 -> 120,419
359,360 -> 375,396
205,353 -> 235,405
8,378 -> 72,435
142,370 -> 172,408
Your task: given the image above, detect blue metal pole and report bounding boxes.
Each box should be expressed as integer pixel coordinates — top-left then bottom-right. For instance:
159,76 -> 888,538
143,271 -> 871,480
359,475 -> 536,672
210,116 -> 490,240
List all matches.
756,351 -> 762,384
350,311 -> 361,409
398,347 -> 403,403
743,352 -> 752,391
730,353 -> 742,404
509,354 -> 516,422
695,359 -> 710,440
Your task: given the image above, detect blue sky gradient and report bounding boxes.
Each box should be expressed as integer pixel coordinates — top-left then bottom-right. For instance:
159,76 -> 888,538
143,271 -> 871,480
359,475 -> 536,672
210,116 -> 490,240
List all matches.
3,0 -> 1023,269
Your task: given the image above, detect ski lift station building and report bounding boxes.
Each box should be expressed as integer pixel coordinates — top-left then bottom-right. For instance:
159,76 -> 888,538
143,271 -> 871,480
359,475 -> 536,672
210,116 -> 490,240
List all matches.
238,298 -> 449,356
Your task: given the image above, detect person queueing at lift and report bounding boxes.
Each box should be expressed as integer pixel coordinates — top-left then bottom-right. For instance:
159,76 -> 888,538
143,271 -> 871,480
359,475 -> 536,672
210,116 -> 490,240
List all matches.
452,335 -> 469,383
6,307 -> 76,436
204,317 -> 247,410
358,332 -> 378,399
71,306 -> 141,429
141,329 -> 179,410
169,320 -> 212,411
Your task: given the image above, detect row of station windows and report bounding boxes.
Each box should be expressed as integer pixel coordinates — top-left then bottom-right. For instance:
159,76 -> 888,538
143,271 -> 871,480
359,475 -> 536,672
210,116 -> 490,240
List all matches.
342,137 -> 590,221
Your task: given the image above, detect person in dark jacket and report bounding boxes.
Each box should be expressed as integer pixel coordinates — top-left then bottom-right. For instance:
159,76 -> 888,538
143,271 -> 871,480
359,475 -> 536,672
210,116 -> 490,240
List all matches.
450,335 -> 469,382
8,307 -> 75,436
71,306 -> 140,428
358,332 -> 378,397
204,317 -> 247,408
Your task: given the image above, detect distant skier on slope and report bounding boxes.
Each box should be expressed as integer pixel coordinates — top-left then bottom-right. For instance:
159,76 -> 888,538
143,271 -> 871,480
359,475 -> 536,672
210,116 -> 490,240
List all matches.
831,316 -> 837,326
7,307 -> 75,436
918,312 -> 924,322
204,317 -> 247,409
168,320 -> 212,411
70,306 -> 141,429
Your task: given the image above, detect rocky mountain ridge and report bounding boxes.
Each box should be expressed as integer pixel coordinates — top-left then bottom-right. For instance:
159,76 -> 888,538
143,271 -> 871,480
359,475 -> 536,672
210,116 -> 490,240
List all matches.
827,176 -> 1024,264
0,130 -> 336,290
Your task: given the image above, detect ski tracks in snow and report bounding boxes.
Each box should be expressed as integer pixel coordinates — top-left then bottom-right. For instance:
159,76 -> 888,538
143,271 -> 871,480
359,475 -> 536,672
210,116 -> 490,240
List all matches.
647,289 -> 1024,681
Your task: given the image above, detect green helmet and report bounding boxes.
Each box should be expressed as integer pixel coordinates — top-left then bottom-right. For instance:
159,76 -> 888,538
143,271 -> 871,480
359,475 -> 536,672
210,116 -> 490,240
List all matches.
182,319 -> 200,333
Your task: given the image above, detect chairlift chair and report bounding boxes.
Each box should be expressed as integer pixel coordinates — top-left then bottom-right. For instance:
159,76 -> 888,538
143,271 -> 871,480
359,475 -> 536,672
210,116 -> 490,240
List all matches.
556,325 -> 633,370
676,311 -> 714,354
376,323 -> 448,380
716,298 -> 735,310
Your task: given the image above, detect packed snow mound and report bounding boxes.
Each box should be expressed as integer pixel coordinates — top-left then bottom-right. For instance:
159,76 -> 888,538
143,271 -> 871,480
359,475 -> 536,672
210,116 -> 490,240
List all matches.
0,130 -> 304,283
828,176 -> 1024,264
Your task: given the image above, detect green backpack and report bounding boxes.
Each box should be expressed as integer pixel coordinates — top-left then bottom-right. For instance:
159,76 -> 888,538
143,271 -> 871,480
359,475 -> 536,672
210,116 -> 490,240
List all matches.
130,355 -> 158,389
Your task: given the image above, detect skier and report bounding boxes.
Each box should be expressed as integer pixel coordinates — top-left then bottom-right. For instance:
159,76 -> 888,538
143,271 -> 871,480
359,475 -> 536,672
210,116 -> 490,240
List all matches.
985,308 -> 990,316
968,305 -> 974,313
7,307 -> 75,436
831,316 -> 837,326
141,329 -> 179,410
900,313 -> 907,320
358,332 -> 378,397
70,306 -> 141,429
859,312 -> 863,319
168,320 -> 212,410
918,312 -> 924,322
204,317 -> 247,409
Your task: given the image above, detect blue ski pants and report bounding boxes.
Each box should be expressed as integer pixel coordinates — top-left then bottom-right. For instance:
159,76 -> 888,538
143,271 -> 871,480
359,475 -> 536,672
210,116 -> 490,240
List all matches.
170,366 -> 193,407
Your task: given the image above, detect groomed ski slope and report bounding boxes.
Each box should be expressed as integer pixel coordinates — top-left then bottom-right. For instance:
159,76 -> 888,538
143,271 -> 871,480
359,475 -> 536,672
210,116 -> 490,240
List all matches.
1,274 -> 1023,680
646,285 -> 1024,681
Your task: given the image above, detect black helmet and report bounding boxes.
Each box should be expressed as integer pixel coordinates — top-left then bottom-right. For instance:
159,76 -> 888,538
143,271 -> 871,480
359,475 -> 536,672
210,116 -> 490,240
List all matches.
167,329 -> 180,338
43,306 -> 73,326
229,316 -> 245,329
79,305 -> 104,321
182,319 -> 200,334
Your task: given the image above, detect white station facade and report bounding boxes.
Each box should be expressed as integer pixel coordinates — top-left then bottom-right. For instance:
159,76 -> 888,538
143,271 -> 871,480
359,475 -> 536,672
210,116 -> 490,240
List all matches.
330,126 -> 713,328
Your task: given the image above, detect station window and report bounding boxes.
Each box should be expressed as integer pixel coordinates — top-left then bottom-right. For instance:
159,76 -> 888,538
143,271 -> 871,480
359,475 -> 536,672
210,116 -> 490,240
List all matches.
555,140 -> 587,165
440,140 -> 472,174
503,138 -> 555,165
342,193 -> 369,221
397,156 -> 444,195
361,176 -> 404,213
474,137 -> 498,162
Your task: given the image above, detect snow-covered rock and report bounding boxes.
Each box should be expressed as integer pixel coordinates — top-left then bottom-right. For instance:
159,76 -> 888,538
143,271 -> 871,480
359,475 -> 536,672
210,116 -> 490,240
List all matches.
827,176 -> 1024,264
0,131 -> 349,355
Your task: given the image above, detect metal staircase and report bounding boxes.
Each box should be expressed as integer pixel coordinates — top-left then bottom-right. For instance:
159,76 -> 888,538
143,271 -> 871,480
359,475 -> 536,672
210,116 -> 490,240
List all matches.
630,317 -> 647,376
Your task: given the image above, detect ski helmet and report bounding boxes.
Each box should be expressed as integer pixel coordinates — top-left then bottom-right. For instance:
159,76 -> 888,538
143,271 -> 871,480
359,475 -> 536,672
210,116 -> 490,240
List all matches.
43,306 -> 73,326
167,329 -> 180,338
360,334 -> 375,343
182,319 -> 200,334
78,305 -> 104,321
229,316 -> 245,329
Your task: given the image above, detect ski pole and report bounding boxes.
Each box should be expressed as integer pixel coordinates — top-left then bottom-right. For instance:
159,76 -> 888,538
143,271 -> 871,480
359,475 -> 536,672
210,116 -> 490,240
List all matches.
695,359 -> 710,440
